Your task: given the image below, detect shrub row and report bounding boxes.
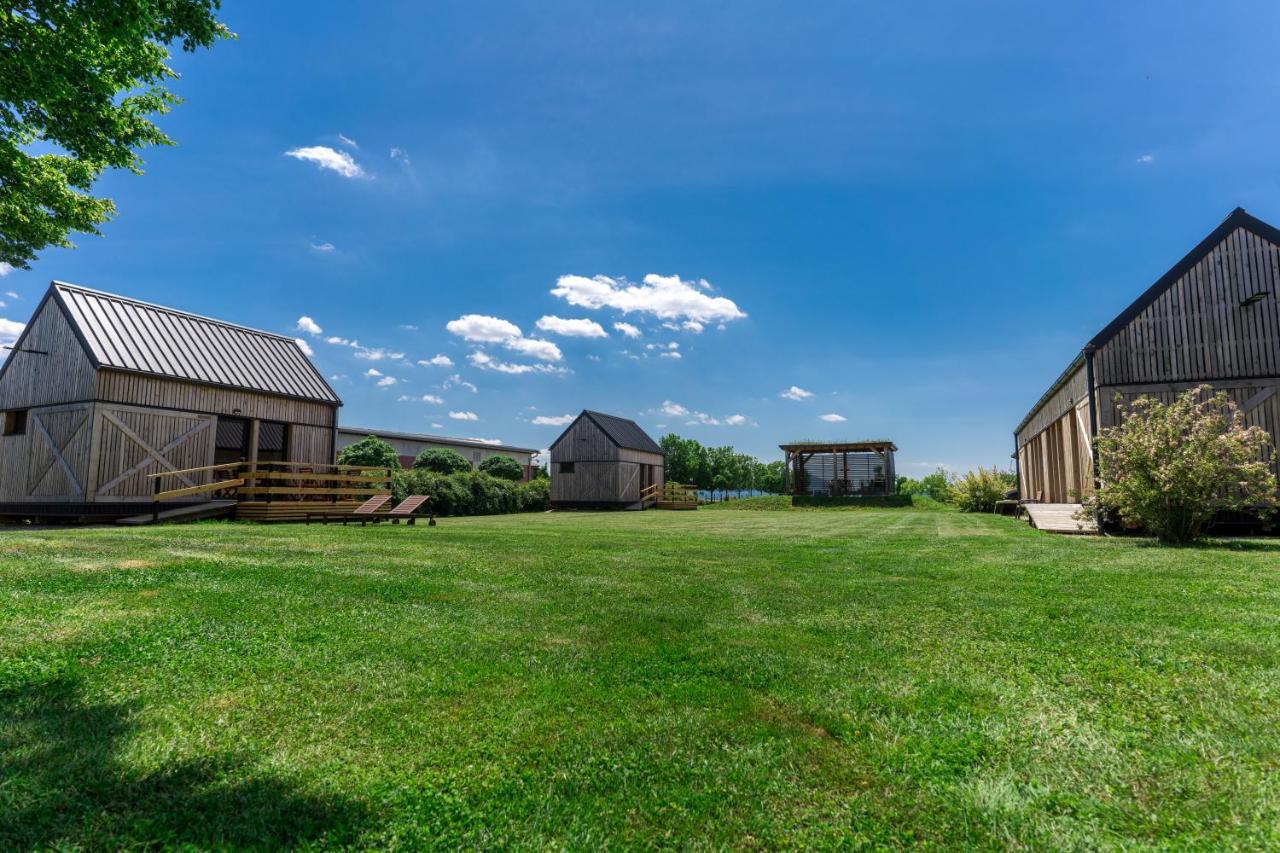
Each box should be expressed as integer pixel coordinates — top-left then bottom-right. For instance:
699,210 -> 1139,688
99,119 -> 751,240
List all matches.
392,469 -> 549,517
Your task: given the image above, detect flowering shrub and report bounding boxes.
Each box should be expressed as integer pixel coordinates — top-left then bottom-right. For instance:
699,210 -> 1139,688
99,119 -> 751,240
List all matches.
1085,385 -> 1276,543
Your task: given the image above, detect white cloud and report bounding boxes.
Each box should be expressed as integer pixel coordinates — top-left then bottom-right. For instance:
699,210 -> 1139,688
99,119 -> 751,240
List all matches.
613,322 -> 642,339
364,368 -> 383,377
337,133 -> 359,148
532,414 -> 575,426
683,321 -> 704,334
284,145 -> 367,179
724,414 -> 747,426
1136,154 -> 1155,164
551,273 -> 746,323
296,316 -> 323,336
446,314 -> 521,343
0,265 -> 13,278
820,413 -> 847,423
468,350 -> 567,375
0,318 -> 24,347
659,351 -> 682,360
419,354 -> 454,368
390,147 -> 411,166
294,337 -> 314,356
430,422 -> 444,429
467,437 -> 503,445
325,335 -> 404,362
445,374 -> 478,393
645,342 -> 679,351
376,376 -> 397,387
421,394 -> 443,404
536,315 -> 608,338
397,395 -> 413,402
446,314 -> 562,362
780,385 -> 813,401
310,242 -> 336,253
3,290 -> 17,299
449,411 -> 479,421
399,324 -> 419,331
660,401 -> 689,417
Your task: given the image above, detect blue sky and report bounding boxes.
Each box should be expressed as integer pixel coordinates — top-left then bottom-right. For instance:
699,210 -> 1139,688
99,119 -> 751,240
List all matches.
3,0 -> 1279,470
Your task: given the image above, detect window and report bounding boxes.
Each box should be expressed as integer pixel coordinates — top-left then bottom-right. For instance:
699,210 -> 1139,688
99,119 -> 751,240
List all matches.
558,462 -> 575,474
472,451 -> 482,463
2,409 -> 27,436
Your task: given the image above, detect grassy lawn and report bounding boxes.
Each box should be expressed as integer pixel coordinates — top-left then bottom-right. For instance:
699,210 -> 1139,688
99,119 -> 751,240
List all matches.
2,508 -> 1278,848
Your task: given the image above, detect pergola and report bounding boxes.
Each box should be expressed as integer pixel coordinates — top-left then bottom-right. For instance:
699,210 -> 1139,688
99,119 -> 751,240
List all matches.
779,440 -> 898,497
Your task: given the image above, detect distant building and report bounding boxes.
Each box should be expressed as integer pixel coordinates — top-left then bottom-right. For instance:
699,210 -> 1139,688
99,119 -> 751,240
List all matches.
549,410 -> 665,508
336,427 -> 539,480
1015,208 -> 1280,504
0,282 -> 340,519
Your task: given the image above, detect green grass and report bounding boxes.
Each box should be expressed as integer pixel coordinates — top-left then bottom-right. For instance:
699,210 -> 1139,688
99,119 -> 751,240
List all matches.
2,509 -> 1279,848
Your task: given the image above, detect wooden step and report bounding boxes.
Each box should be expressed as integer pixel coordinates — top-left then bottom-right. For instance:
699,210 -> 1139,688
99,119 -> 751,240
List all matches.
654,501 -> 698,510
1024,503 -> 1097,534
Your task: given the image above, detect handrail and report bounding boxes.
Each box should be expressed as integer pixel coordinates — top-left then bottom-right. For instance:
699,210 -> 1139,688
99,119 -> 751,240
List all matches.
155,478 -> 246,501
147,461 -> 244,479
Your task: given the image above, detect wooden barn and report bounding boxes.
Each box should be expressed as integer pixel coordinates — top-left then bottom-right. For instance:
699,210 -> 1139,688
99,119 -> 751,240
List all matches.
0,282 -> 341,519
549,410 -> 665,509
1015,208 -> 1280,504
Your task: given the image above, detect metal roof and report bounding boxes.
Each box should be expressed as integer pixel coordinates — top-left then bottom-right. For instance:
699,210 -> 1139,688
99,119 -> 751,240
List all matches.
779,440 -> 897,452
50,282 -> 341,404
338,426 -> 539,455
580,410 -> 664,454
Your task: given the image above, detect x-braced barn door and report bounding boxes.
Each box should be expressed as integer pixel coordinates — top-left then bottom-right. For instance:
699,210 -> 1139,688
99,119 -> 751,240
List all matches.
93,406 -> 216,500
26,404 -> 92,499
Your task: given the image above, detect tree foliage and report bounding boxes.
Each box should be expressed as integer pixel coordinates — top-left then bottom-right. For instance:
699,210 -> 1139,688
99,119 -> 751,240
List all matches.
1,1 -> 232,267
897,468 -> 952,502
1085,385 -> 1277,543
413,448 -> 472,475
336,435 -> 400,470
478,455 -> 524,481
658,433 -> 784,497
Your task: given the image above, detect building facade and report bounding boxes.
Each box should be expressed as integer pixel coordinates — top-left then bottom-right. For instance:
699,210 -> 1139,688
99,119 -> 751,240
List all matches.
549,410 -> 665,508
0,282 -> 340,517
1015,208 -> 1280,503
335,427 -> 539,479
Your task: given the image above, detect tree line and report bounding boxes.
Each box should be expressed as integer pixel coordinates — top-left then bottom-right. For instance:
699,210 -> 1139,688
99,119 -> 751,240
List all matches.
659,434 -> 785,497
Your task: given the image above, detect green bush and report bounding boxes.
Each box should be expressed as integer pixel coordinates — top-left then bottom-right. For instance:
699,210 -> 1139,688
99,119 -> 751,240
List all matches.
392,468 -> 549,516
478,455 -> 524,481
897,468 -> 952,502
413,448 -> 472,474
336,435 -> 400,470
949,467 -> 1016,513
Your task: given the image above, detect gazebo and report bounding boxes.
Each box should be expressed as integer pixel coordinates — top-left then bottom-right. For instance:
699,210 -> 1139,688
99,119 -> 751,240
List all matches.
779,440 -> 897,497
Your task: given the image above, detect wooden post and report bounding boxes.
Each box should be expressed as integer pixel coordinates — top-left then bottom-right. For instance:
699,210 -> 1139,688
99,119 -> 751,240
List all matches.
152,475 -> 161,523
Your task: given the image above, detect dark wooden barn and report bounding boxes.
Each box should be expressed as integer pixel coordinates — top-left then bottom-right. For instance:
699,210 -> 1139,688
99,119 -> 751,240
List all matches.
1016,208 -> 1280,504
0,282 -> 341,519
549,410 -> 665,509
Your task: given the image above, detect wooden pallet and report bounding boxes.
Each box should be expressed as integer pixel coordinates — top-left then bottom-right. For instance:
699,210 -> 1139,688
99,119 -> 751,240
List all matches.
1024,503 -> 1097,534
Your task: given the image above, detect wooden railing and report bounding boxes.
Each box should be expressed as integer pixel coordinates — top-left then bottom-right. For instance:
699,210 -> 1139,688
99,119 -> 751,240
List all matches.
147,461 -> 396,521
641,482 -> 698,504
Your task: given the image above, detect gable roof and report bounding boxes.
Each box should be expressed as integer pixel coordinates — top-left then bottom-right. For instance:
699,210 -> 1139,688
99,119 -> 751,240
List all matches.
1015,207 -> 1280,435
552,410 -> 665,455
29,282 -> 341,404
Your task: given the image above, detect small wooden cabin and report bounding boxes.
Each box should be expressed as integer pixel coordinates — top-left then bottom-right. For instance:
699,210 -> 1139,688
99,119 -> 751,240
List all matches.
549,410 -> 665,508
1015,208 -> 1280,503
0,282 -> 341,519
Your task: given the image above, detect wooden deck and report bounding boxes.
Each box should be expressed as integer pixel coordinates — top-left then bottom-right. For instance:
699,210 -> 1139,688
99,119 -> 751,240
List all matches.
1024,503 -> 1097,534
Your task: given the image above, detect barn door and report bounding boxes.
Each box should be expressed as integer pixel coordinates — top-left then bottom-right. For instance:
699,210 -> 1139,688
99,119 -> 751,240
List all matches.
93,406 -> 216,500
25,404 -> 92,499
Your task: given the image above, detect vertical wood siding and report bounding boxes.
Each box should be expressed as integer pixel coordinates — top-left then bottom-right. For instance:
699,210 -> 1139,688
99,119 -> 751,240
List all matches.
97,371 -> 337,427
1096,227 -> 1280,385
0,299 -> 96,409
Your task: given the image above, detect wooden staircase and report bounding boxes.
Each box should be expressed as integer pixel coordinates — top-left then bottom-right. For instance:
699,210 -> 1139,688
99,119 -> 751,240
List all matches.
641,482 -> 698,510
